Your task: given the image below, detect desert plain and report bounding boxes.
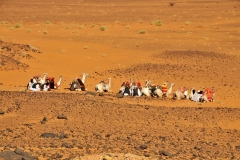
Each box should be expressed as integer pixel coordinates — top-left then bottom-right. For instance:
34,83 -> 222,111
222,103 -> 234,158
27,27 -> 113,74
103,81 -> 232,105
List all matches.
0,0 -> 240,159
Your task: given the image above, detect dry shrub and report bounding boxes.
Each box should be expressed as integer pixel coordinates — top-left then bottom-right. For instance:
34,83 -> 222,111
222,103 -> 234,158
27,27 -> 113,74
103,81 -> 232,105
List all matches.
139,30 -> 147,34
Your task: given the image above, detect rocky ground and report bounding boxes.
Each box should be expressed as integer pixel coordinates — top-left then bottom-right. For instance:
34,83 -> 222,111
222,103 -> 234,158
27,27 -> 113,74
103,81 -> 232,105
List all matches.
0,0 -> 240,159
0,91 -> 240,159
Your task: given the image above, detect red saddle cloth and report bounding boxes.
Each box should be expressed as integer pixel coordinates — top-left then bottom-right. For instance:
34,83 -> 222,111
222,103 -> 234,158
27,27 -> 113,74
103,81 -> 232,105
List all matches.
162,85 -> 168,93
203,88 -> 214,101
46,76 -> 57,89
179,87 -> 187,93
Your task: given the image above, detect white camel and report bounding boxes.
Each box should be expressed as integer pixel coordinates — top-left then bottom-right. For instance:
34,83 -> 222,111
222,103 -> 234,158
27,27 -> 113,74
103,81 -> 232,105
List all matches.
81,73 -> 89,84
33,73 -> 48,85
141,80 -> 151,96
173,87 -> 189,100
154,85 -> 164,98
57,76 -> 62,87
95,78 -> 112,93
187,87 -> 195,100
166,82 -> 175,98
189,88 -> 204,102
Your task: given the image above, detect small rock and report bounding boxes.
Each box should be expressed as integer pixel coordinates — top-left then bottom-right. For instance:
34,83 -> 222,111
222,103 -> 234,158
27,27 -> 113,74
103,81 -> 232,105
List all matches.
0,151 -> 22,160
194,146 -> 201,151
139,144 -> 148,150
40,133 -> 58,138
56,154 -> 63,159
62,142 -> 69,148
58,114 -> 67,119
84,91 -> 96,96
116,93 -> 124,98
59,131 -> 67,139
103,153 -> 112,160
14,147 -> 24,155
159,150 -> 171,156
40,117 -> 47,124
99,93 -> 104,96
235,146 -> 240,150
0,110 -> 4,115
144,153 -> 150,157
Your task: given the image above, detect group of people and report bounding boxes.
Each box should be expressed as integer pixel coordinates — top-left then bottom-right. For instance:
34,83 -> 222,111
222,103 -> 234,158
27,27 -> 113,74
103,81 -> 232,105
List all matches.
27,73 -> 62,92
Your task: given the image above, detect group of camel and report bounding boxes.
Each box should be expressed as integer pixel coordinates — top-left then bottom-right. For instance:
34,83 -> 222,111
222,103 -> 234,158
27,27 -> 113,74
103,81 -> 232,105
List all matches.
118,79 -> 214,103
27,73 -> 62,91
69,73 -> 215,103
27,73 -> 215,103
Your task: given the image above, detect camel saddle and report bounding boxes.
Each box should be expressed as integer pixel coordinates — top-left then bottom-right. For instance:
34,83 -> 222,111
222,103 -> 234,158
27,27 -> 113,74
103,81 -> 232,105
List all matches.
179,87 -> 188,93
203,88 -> 214,101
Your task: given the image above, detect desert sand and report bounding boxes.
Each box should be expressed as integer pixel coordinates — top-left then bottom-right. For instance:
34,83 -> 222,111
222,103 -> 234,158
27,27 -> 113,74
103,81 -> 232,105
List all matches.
0,0 -> 240,159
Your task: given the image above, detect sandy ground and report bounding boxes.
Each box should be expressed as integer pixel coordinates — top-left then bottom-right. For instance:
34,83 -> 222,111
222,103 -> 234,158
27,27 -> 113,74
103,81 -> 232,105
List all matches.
0,0 -> 240,159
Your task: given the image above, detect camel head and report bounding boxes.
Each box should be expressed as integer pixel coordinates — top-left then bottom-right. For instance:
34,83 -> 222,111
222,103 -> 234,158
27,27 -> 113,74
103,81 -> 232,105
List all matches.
163,82 -> 168,87
83,73 -> 89,77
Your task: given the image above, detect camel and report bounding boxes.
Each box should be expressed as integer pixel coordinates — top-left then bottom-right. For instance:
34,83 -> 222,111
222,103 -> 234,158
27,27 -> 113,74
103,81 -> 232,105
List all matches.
154,85 -> 164,98
130,79 -> 142,97
118,81 -> 131,96
119,82 -> 126,94
95,78 -> 112,93
154,82 -> 175,98
199,87 -> 215,102
69,73 -> 89,91
118,79 -> 141,96
38,73 -> 48,85
27,73 -> 48,91
32,73 -> 48,85
166,82 -> 175,98
141,80 -> 151,96
188,87 -> 195,100
190,88 -> 203,102
45,75 -> 62,90
173,86 -> 189,100
81,73 -> 89,84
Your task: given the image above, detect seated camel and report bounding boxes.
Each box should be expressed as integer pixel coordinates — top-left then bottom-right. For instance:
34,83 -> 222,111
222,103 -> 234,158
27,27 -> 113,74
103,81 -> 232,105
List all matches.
95,78 -> 111,93
200,87 -> 215,102
119,79 -> 142,97
43,75 -> 63,91
188,87 -> 215,103
154,82 -> 175,98
69,73 -> 89,91
173,86 -> 189,100
27,73 -> 48,91
141,80 -> 152,96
